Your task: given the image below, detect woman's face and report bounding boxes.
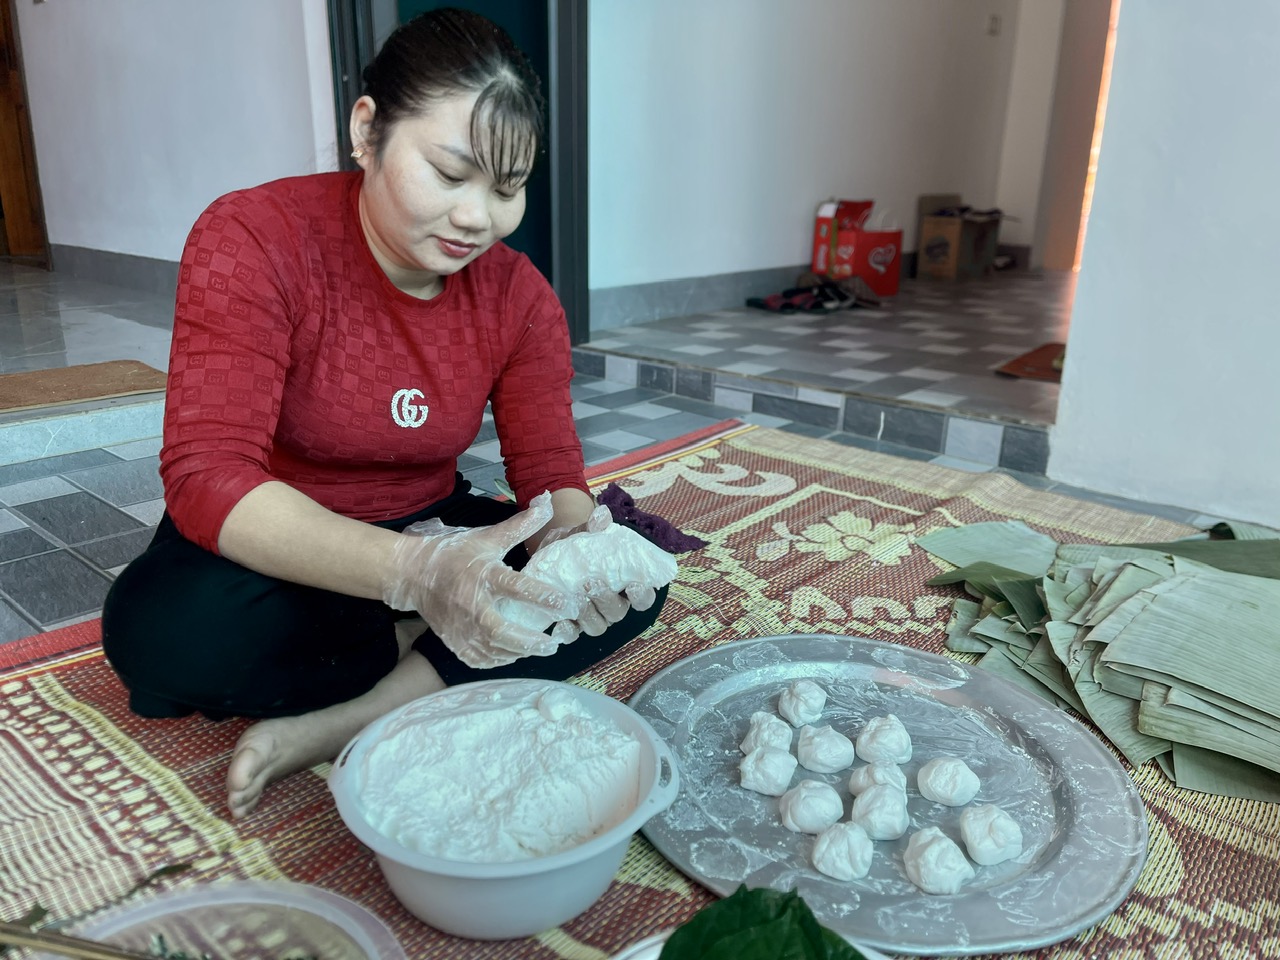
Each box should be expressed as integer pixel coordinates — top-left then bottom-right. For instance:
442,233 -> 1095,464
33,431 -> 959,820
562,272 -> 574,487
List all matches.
352,92 -> 529,295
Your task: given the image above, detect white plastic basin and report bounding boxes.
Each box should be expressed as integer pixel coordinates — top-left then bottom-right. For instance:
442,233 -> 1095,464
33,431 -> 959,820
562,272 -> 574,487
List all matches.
329,678 -> 679,940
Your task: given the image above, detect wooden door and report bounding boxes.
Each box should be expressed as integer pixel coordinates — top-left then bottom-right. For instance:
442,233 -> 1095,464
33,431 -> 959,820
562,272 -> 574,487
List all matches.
0,0 -> 46,260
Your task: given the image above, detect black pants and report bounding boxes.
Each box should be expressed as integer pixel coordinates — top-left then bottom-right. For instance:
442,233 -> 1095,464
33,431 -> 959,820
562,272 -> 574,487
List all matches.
101,476 -> 667,720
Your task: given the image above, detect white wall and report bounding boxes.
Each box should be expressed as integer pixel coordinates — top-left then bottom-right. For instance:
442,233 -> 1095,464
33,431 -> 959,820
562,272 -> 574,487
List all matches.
993,0 -> 1065,250
17,0 -> 338,263
1050,0 -> 1280,527
588,0 -> 1020,290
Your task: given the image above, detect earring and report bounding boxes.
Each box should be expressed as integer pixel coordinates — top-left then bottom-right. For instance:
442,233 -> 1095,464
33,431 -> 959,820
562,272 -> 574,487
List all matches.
351,146 -> 365,160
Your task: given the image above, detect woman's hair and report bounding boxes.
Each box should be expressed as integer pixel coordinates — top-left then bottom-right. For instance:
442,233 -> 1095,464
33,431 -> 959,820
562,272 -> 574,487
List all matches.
360,7 -> 545,188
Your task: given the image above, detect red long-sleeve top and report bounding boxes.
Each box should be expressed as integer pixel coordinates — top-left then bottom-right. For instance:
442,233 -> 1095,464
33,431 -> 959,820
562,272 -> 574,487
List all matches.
160,172 -> 587,554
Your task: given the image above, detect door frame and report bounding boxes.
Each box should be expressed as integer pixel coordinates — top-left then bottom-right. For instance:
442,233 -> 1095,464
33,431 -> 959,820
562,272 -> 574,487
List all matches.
326,0 -> 589,344
0,0 -> 48,264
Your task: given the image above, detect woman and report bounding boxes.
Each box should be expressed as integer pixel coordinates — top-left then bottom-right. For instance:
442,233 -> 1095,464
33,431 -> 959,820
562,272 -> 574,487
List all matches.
102,8 -> 668,819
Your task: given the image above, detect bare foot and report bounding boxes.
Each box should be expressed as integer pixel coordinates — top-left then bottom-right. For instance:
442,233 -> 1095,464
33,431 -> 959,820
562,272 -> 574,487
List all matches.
224,653 -> 444,818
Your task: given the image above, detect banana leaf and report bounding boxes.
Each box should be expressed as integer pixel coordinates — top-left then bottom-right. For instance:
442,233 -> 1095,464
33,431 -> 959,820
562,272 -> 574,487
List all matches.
944,599 -> 990,654
978,646 -> 1066,708
1023,636 -> 1087,715
1166,742 -> 1280,803
1098,564 -> 1280,721
972,614 -> 1035,650
1139,683 -> 1280,776
1055,539 -> 1280,580
916,521 -> 1059,577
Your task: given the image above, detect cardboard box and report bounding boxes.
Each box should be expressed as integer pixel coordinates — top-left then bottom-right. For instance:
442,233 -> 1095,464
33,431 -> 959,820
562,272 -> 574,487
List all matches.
918,212 -> 1001,280
811,200 -> 902,296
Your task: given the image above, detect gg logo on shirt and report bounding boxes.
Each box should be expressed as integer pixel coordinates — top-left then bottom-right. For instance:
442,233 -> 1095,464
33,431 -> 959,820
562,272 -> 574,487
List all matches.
390,388 -> 429,428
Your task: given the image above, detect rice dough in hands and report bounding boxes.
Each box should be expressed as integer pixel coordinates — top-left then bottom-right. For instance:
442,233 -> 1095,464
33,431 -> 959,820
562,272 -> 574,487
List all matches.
904,826 -> 976,895
740,711 -> 793,754
812,822 -> 873,881
516,506 -> 678,645
778,679 -> 827,727
917,757 -> 981,806
855,714 -> 913,763
778,779 -> 844,834
960,804 -> 1023,865
382,491 -> 578,669
796,724 -> 856,773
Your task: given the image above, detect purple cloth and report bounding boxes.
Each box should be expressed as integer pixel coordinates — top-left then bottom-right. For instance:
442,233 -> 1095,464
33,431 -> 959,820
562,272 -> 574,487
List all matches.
597,483 -> 708,554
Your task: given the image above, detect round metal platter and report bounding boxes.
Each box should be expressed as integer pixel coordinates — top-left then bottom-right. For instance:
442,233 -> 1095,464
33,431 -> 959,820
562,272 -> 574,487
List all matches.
629,634 -> 1148,956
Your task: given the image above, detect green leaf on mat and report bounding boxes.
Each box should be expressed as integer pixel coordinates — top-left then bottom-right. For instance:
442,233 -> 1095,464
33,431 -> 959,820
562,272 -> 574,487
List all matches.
977,647 -> 1067,708
944,599 -> 990,653
916,521 -> 1059,578
658,885 -> 868,960
1167,742 -> 1280,802
1056,539 -> 1280,580
1139,684 -> 1280,776
972,614 -> 1034,650
1023,636 -> 1087,715
1098,565 -> 1280,721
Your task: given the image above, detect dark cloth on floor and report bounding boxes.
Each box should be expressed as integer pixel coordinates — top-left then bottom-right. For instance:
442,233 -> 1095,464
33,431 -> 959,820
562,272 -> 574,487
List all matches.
101,475 -> 667,721
598,482 -> 707,553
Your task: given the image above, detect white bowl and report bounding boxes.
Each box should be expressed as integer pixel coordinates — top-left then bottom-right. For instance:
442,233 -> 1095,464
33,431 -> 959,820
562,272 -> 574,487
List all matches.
328,678 -> 679,940
33,881 -> 405,960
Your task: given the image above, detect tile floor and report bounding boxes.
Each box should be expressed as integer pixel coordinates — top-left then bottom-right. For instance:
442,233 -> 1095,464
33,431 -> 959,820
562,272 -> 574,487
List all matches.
0,262 -> 1216,648
584,271 -> 1072,427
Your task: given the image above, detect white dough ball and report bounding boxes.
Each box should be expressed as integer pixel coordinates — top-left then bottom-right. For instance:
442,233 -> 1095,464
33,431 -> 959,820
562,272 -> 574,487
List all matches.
903,826 -> 975,895
739,746 -> 798,796
812,822 -> 873,881
779,779 -> 844,834
855,714 -> 912,763
917,757 -> 981,806
740,710 -> 793,755
849,783 -> 910,840
796,724 -> 856,774
848,760 -> 907,796
778,680 -> 827,727
960,804 -> 1024,866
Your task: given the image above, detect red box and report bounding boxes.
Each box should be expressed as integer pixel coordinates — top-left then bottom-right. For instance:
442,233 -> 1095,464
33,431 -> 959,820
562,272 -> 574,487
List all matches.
811,199 -> 902,297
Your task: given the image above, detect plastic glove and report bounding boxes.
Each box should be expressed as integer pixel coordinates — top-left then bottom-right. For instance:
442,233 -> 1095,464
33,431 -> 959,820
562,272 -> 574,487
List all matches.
537,505 -> 660,646
381,491 -> 578,669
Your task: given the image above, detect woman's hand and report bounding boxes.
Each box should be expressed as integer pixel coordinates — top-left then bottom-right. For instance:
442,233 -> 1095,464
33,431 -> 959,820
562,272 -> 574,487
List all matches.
381,492 -> 578,668
537,504 -> 657,645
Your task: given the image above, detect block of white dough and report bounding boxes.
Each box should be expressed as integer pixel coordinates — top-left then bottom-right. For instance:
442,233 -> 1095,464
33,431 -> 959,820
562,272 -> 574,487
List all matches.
917,757 -> 981,806
849,783 -> 910,840
960,804 -> 1023,866
848,760 -> 907,795
740,710 -> 793,755
778,680 -> 826,727
855,714 -> 912,764
778,779 -> 844,834
739,746 -> 797,796
796,724 -> 856,773
904,826 -> 975,895
812,822 -> 873,881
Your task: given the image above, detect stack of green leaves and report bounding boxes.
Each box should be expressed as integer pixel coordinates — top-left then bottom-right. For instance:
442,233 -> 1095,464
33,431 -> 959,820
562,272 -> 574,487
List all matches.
916,519 -> 1280,802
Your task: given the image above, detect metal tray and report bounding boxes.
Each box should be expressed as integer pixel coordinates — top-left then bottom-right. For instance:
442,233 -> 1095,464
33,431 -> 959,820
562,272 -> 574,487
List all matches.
629,635 -> 1148,956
